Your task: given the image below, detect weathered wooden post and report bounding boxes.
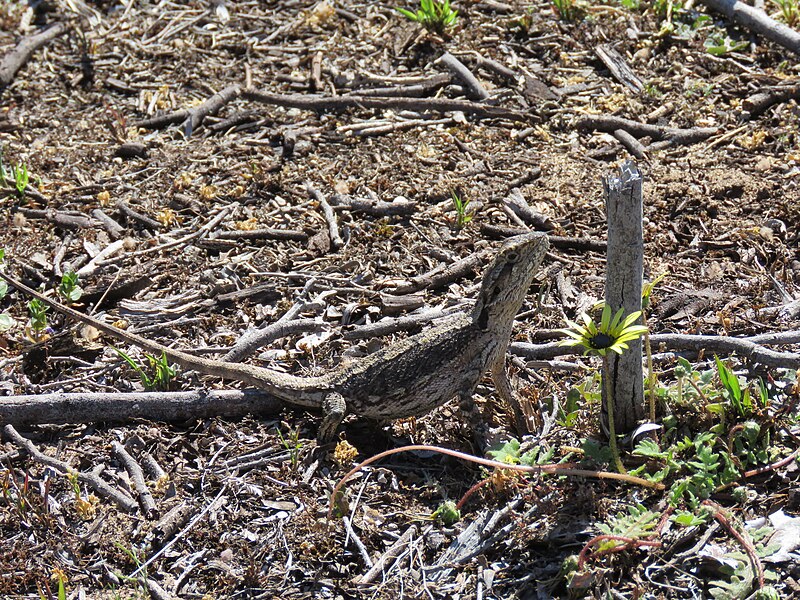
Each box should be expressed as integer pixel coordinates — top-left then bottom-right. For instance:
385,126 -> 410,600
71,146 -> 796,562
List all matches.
603,161 -> 644,433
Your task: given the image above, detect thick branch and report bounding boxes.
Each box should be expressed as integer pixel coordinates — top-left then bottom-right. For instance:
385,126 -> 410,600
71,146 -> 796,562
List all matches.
0,389 -> 283,425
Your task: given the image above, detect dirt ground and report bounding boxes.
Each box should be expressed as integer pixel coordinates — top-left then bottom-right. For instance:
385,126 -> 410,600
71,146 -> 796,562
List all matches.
1,0 -> 799,598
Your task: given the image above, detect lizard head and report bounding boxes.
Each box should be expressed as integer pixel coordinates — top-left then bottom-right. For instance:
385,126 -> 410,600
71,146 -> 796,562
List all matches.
472,232 -> 548,331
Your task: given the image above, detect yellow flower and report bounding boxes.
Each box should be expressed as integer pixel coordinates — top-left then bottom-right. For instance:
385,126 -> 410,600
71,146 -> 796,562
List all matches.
558,304 -> 649,357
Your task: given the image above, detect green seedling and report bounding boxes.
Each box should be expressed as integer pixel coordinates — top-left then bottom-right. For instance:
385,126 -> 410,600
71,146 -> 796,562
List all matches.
450,190 -> 472,229
487,437 -> 556,466
772,0 -> 799,27
114,349 -> 177,391
11,162 -> 29,196
551,0 -> 586,21
396,0 -> 458,35
27,298 -> 49,341
433,500 -> 461,526
704,31 -> 749,55
276,425 -> 303,470
58,271 -> 83,303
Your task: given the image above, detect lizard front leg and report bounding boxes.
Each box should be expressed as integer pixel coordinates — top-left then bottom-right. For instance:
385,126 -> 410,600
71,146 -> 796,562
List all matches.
317,392 -> 346,443
490,357 -> 534,435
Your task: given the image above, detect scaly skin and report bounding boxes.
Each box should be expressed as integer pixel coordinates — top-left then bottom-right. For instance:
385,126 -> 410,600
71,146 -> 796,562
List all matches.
0,232 -> 548,439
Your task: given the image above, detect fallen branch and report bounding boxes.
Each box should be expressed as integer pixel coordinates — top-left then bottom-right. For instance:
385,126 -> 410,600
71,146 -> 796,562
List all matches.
577,115 -> 718,144
0,22 -> 69,89
699,0 -> 800,56
511,331 -> 800,369
2,424 -> 138,513
0,389 -> 283,425
182,84 -> 242,137
242,88 -> 530,122
743,84 -> 800,119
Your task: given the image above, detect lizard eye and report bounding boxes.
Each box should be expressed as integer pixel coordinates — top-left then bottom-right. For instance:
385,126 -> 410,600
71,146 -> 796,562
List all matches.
506,251 -> 520,263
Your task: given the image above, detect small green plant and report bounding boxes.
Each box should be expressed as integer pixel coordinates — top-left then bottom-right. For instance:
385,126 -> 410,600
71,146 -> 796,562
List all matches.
632,431 -> 740,508
11,162 -> 29,196
433,500 -> 461,526
772,0 -> 799,27
450,190 -> 472,229
704,31 -> 749,55
0,149 -> 37,198
58,271 -> 83,303
642,273 -> 667,421
37,568 -> 67,600
114,349 -> 177,391
396,0 -> 458,34
487,437 -> 556,466
276,425 -> 303,470
27,298 -> 49,341
551,0 -> 586,21
112,542 -> 149,598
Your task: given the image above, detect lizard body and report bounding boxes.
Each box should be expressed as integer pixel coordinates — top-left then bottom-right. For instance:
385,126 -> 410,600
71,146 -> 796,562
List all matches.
0,233 -> 548,439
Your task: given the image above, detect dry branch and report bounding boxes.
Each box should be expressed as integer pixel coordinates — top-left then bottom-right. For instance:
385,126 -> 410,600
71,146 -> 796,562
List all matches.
242,88 -> 529,122
2,424 -> 138,513
699,0 -> 800,56
511,332 -> 800,369
577,115 -> 718,144
0,389 -> 283,425
112,441 -> 158,519
0,22 -> 69,89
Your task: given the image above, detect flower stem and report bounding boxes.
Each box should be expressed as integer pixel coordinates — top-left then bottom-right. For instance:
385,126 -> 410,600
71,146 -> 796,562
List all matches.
603,355 -> 626,475
642,312 -> 656,421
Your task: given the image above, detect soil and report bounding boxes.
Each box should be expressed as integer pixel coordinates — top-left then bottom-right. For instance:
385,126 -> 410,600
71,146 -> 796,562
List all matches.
0,0 -> 799,598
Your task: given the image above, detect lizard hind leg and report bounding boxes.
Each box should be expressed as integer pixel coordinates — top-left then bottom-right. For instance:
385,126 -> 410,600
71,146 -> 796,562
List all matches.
317,392 -> 347,443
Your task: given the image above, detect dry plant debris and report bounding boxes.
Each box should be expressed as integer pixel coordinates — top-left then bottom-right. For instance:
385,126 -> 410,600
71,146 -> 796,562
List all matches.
0,0 -> 799,598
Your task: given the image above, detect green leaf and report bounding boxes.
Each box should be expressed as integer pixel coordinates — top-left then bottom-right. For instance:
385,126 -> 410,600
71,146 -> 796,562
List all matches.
632,438 -> 668,459
672,510 -> 707,526
0,312 -> 14,332
487,438 -> 521,464
433,500 -> 461,526
581,439 -> 612,465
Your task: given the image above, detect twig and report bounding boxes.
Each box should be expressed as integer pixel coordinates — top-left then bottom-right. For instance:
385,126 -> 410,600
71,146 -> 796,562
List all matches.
356,525 -> 418,585
343,516 -> 374,568
0,22 -> 69,89
389,249 -> 490,295
306,184 -> 343,250
242,88 -> 529,122
128,485 -> 228,579
577,115 -> 717,144
112,441 -> 159,519
435,52 -> 489,101
0,389 -> 283,425
182,84 -> 242,136
2,425 -> 138,513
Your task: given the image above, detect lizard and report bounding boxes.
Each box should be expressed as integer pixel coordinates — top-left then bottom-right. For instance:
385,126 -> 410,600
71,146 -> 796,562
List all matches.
0,232 -> 548,441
